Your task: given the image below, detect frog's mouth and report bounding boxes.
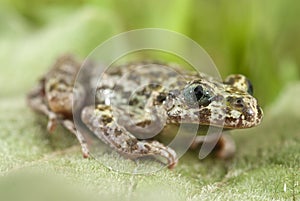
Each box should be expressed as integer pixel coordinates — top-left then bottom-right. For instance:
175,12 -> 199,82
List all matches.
178,104 -> 263,129
222,105 -> 263,129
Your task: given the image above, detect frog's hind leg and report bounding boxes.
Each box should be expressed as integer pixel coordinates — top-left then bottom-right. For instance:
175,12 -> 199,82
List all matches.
27,85 -> 58,132
81,105 -> 178,169
191,133 -> 236,159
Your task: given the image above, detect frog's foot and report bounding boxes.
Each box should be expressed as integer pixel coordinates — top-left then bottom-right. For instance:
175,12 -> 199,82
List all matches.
191,133 -> 236,159
27,87 -> 89,158
81,105 -> 178,169
136,140 -> 178,169
61,119 -> 90,158
47,112 -> 58,132
215,133 -> 236,159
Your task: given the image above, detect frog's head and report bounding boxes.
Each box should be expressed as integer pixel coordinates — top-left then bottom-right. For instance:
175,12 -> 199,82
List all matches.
166,74 -> 263,128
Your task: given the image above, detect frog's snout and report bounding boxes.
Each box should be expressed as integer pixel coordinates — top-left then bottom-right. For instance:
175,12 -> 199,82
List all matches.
243,104 -> 263,127
256,105 -> 264,121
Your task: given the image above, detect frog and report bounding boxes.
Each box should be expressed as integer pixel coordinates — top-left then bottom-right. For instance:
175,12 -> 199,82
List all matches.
27,55 -> 263,169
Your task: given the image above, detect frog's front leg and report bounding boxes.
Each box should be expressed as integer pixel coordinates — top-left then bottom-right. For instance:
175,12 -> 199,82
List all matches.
191,133 -> 236,159
27,85 -> 90,158
81,105 -> 178,169
27,84 -> 58,132
61,119 -> 89,158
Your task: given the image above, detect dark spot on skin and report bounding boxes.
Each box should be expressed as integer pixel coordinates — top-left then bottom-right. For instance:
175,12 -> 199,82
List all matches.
126,138 -> 138,146
108,68 -> 122,76
115,129 -> 122,136
129,98 -> 139,105
226,96 -> 233,103
103,130 -> 109,136
199,108 -> 211,120
136,88 -> 151,98
144,144 -> 151,150
257,105 -> 262,119
56,78 -> 69,87
225,117 -> 237,127
167,113 -> 181,123
224,75 -> 242,86
224,107 -> 232,114
156,93 -> 167,103
97,85 -> 108,90
48,83 -> 57,92
136,120 -> 152,127
127,138 -> 139,151
148,83 -> 161,90
96,105 -> 111,111
101,115 -> 113,124
224,77 -> 235,85
238,116 -> 244,127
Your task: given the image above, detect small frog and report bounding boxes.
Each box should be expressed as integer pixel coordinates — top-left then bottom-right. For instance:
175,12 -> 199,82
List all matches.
28,56 -> 263,169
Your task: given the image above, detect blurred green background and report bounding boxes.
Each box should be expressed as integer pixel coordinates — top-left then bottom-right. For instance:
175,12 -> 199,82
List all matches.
1,0 -> 300,106
0,1 -> 299,201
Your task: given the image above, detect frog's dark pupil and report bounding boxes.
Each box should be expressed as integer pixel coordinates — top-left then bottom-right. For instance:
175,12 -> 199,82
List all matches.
193,85 -> 204,101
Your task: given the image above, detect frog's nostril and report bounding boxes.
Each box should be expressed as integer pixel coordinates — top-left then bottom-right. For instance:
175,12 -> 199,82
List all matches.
233,98 -> 245,108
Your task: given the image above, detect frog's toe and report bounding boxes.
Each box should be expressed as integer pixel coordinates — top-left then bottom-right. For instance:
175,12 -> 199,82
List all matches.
60,119 -> 90,158
138,140 -> 178,169
47,116 -> 57,133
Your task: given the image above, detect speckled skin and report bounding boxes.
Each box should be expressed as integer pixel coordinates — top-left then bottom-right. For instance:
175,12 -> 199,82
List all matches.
28,56 -> 263,169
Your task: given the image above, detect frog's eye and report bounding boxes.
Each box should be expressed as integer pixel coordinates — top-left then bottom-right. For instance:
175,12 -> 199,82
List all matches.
224,74 -> 254,95
246,79 -> 253,95
183,84 -> 211,107
194,85 -> 204,101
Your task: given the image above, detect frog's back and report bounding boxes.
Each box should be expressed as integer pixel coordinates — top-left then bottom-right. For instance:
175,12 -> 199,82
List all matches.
99,62 -> 201,91
95,62 -> 198,106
